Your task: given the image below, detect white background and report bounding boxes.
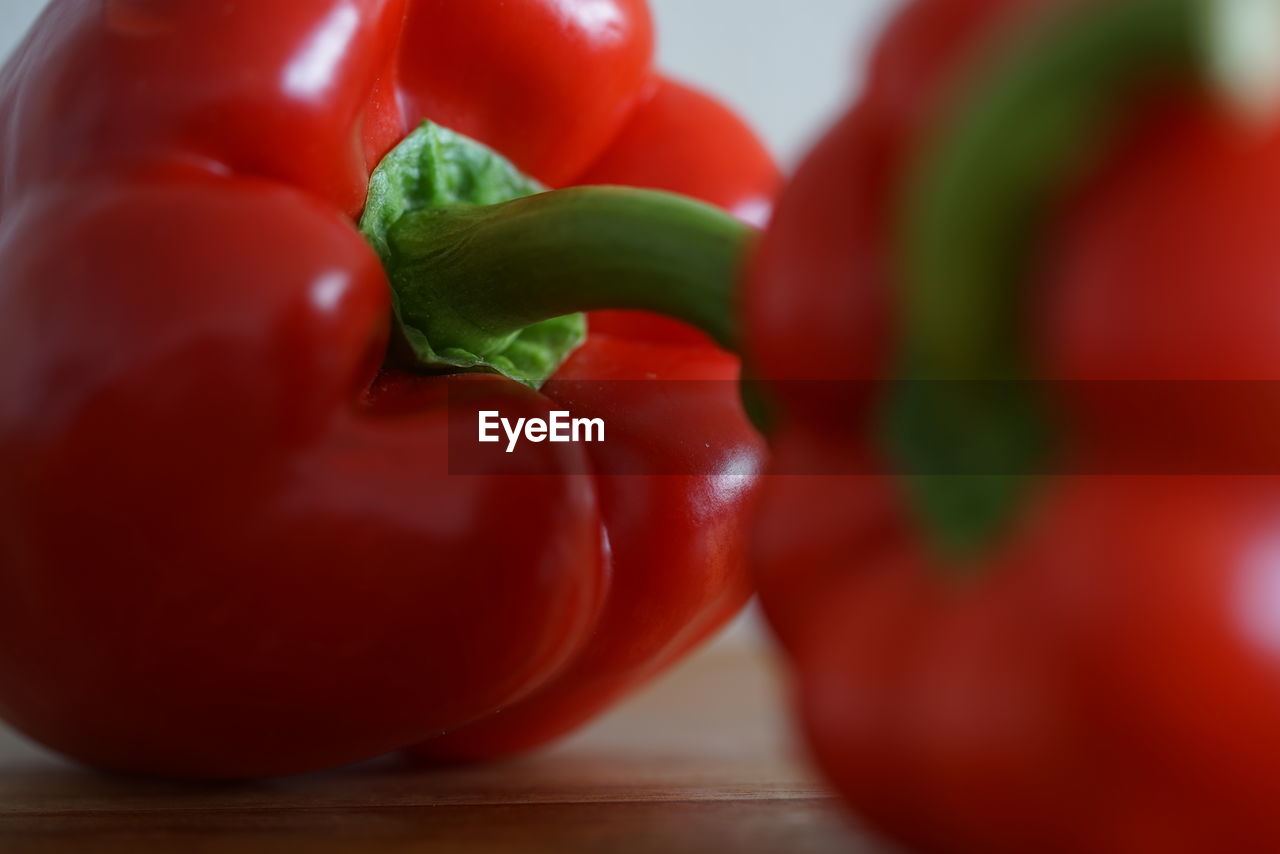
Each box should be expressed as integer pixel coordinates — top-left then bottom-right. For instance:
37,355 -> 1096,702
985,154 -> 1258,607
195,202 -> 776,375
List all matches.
0,0 -> 898,166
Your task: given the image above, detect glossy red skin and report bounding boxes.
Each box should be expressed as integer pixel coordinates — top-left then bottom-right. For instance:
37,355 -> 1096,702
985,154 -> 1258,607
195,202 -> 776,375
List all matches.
0,0 -> 768,778
577,75 -> 779,226
749,0 -> 1280,849
413,340 -> 761,759
396,0 -> 653,187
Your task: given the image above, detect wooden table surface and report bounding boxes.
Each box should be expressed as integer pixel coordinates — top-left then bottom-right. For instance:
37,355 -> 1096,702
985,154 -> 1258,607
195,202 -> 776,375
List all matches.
0,639 -> 883,853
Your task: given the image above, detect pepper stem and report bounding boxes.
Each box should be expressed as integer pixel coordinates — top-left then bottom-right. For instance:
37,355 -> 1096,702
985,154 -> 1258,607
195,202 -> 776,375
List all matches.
887,0 -> 1209,560
383,186 -> 750,386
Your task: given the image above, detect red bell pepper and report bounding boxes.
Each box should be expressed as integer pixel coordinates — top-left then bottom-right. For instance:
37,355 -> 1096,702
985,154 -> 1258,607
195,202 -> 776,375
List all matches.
0,0 -> 776,779
749,0 -> 1280,850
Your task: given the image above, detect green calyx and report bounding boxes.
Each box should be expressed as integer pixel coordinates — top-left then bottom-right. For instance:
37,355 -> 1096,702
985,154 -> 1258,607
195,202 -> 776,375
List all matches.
361,121 -> 577,385
361,122 -> 751,388
887,0 -> 1239,560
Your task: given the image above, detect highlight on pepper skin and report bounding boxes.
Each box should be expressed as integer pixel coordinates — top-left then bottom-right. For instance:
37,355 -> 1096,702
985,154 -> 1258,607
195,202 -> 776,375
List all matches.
7,0 -> 1280,852
0,0 -> 776,781
748,0 -> 1280,851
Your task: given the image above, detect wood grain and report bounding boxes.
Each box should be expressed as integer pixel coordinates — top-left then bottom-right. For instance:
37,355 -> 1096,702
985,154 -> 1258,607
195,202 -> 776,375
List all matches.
0,640 -> 881,852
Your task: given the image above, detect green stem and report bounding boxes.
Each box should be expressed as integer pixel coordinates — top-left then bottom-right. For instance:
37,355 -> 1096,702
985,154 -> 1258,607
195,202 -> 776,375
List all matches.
899,0 -> 1201,379
384,186 -> 750,386
886,0 -> 1208,560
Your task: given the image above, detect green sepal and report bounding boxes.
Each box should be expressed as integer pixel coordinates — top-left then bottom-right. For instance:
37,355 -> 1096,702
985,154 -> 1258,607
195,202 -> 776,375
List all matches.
360,121 -> 586,387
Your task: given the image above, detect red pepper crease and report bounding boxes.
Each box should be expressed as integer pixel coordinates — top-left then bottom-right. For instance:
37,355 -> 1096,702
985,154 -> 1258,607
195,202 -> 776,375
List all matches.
748,0 -> 1280,850
0,0 -> 775,778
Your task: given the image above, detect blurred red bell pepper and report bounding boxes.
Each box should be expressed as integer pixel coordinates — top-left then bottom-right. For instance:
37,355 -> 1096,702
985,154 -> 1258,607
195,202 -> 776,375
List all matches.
0,0 -> 777,779
749,0 -> 1280,850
